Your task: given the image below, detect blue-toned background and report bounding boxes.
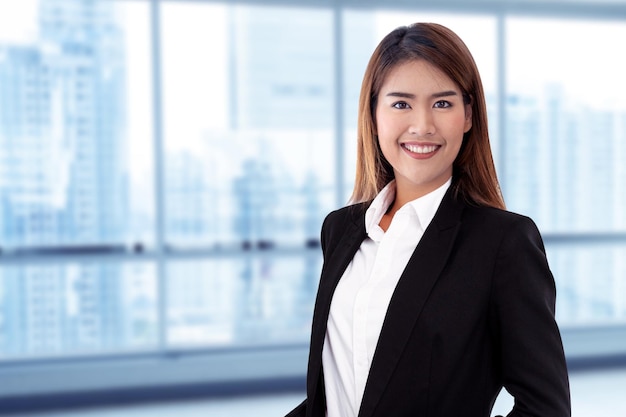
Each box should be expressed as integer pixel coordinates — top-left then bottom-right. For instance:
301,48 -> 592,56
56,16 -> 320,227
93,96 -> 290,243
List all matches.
1,0 -> 625,416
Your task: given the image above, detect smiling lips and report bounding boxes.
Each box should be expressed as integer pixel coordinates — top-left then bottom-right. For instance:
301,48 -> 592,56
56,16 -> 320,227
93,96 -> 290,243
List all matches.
401,143 -> 441,158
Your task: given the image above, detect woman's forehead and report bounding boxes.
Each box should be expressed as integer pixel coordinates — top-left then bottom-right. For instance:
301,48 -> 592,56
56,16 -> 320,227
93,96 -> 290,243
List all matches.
380,60 -> 460,93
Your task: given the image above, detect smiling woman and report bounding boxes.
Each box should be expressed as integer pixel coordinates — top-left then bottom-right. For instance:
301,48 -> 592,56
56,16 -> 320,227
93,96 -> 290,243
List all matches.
351,23 -> 502,210
287,22 -> 570,417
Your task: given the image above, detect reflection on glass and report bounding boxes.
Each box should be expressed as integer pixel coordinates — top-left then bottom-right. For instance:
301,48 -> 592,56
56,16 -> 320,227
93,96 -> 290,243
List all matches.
0,262 -> 158,360
160,3 -> 336,248
166,255 -> 321,347
505,18 -> 626,233
0,0 -> 155,249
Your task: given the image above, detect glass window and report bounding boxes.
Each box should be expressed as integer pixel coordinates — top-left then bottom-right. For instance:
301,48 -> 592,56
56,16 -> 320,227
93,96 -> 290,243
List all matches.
505,18 -> 626,233
1,0 -> 625,397
0,0 -> 155,250
547,245 -> 626,326
160,3 -> 336,249
0,0 -> 155,361
506,18 -> 626,327
166,255 -> 321,347
0,262 -> 158,360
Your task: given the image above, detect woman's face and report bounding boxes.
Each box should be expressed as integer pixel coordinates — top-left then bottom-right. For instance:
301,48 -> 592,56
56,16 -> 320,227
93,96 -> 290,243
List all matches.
375,59 -> 472,200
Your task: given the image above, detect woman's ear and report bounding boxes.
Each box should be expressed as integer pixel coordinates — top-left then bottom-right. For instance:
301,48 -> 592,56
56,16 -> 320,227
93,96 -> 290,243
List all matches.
463,102 -> 473,133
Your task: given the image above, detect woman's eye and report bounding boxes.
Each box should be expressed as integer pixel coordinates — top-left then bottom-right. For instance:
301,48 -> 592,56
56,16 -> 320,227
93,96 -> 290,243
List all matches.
392,101 -> 411,110
434,100 -> 452,108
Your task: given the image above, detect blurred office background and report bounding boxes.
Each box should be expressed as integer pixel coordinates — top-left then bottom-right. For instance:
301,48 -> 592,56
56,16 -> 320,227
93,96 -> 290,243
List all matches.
1,0 -> 626,416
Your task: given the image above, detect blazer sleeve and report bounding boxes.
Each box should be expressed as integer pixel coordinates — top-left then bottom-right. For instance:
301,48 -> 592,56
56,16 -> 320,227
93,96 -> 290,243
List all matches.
491,215 -> 571,417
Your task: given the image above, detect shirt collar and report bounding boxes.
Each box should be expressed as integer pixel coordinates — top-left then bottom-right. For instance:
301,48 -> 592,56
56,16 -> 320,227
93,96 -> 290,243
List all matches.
365,178 -> 452,237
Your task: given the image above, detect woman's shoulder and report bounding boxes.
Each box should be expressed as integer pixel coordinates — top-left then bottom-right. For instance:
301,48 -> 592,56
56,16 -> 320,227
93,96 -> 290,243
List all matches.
453,204 -> 548,260
320,202 -> 369,241
319,202 -> 369,252
324,201 -> 369,225
462,203 -> 541,232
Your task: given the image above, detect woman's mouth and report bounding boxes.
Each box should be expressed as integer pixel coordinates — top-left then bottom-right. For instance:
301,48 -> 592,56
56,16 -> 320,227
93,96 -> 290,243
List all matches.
401,143 -> 441,157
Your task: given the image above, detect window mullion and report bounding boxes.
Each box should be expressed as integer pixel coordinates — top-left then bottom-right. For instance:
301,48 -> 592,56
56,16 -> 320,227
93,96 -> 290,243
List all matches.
333,2 -> 345,206
150,0 -> 168,352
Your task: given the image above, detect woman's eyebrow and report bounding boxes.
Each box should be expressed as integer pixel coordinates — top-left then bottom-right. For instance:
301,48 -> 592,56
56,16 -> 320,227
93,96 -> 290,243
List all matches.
386,92 -> 415,99
385,90 -> 459,99
431,90 -> 458,98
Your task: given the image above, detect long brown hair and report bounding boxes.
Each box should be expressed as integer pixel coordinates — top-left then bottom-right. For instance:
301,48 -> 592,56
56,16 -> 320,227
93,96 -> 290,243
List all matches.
350,22 -> 505,210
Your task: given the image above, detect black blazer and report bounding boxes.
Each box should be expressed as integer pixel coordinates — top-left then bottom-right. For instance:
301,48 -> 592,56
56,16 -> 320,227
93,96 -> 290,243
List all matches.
287,188 -> 571,417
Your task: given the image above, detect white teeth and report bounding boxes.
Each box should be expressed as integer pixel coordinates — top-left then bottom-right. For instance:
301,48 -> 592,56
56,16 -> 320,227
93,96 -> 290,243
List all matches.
403,144 -> 439,154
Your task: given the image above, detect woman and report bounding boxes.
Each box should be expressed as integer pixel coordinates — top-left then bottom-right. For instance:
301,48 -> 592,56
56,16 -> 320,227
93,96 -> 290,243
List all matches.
287,22 -> 570,417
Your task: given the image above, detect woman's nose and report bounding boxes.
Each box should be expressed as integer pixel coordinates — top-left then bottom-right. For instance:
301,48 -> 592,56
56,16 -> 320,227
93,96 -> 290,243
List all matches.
408,108 -> 435,136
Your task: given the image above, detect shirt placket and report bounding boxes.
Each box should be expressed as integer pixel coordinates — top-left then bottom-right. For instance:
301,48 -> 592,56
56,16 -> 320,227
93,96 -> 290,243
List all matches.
352,211 -> 406,408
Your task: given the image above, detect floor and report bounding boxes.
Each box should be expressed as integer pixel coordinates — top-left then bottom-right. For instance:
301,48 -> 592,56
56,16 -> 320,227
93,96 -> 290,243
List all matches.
4,367 -> 626,417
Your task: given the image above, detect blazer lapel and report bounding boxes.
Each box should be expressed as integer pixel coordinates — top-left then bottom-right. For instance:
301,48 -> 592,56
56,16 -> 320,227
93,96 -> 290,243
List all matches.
358,190 -> 465,417
308,207 -> 368,409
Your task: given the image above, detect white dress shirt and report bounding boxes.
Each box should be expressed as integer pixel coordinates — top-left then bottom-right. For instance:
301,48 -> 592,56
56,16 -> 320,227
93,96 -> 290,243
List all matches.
322,178 -> 451,417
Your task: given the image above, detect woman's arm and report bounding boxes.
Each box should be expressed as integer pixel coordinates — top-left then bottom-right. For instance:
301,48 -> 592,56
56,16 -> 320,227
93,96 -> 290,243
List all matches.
492,216 -> 571,417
